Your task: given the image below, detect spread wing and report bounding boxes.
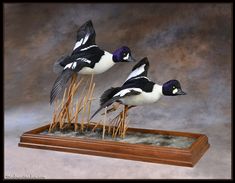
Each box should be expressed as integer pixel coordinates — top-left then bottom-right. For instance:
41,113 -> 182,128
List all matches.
50,69 -> 74,104
124,57 -> 149,83
72,20 -> 96,55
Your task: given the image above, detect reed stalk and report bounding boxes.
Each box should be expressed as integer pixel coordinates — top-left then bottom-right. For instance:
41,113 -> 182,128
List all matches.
74,85 -> 86,131
102,107 -> 107,139
82,74 -> 94,129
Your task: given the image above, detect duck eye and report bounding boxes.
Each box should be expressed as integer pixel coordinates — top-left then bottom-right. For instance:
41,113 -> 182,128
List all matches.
123,53 -> 127,56
173,86 -> 176,89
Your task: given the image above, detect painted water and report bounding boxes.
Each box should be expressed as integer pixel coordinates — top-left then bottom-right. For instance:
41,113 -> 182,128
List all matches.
40,128 -> 196,149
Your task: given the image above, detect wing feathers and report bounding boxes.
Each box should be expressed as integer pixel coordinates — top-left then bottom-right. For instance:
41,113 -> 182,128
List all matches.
114,88 -> 142,97
50,69 -> 73,104
125,57 -> 149,82
72,20 -> 96,54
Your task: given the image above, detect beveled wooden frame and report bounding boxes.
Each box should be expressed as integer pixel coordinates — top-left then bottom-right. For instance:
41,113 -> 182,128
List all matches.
18,123 -> 209,167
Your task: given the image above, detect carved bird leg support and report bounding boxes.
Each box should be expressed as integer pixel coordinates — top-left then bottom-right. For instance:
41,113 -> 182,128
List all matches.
109,104 -> 137,138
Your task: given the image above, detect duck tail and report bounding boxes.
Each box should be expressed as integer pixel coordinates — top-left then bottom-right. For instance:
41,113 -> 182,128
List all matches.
50,69 -> 73,105
100,87 -> 121,106
89,87 -> 121,121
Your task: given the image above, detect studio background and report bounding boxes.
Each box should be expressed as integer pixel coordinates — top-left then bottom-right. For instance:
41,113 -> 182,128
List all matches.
4,3 -> 231,179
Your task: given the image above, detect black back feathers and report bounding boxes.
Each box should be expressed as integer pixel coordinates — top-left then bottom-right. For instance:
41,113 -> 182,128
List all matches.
122,78 -> 155,93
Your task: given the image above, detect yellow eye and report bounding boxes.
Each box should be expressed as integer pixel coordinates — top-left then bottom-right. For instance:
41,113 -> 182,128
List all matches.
173,86 -> 176,89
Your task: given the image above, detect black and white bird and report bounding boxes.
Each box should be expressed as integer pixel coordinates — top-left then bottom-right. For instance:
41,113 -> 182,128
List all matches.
50,20 -> 136,104
90,57 -> 186,120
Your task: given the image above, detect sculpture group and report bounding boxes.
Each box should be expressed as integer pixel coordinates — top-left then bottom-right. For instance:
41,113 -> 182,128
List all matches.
49,20 -> 186,138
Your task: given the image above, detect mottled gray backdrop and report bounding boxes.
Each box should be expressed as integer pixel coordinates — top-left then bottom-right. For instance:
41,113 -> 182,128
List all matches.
4,3 -> 231,179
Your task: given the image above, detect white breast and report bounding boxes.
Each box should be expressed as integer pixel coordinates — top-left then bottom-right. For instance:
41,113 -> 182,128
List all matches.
120,84 -> 163,106
78,51 -> 115,75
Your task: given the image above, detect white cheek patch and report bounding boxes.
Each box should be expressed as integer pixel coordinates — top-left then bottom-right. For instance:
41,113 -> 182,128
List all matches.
123,53 -> 129,60
126,64 -> 145,81
172,88 -> 178,94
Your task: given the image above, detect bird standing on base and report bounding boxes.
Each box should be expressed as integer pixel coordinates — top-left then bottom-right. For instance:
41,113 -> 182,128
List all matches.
90,57 -> 186,120
50,20 -> 136,104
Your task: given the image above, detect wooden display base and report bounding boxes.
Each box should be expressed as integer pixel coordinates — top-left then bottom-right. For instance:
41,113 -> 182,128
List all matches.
18,123 -> 209,167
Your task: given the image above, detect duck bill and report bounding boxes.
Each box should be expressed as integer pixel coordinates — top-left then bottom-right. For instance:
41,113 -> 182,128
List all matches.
127,55 -> 136,62
176,89 -> 186,95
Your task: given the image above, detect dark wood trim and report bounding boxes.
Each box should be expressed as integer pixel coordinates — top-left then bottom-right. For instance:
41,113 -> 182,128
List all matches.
18,123 -> 210,167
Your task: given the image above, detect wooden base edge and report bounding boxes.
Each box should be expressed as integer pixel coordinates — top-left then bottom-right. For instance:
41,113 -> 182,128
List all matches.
18,123 -> 210,167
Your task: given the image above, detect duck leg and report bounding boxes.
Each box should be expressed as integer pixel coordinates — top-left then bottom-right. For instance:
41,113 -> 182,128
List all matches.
111,105 -> 136,138
127,105 -> 136,111
101,103 -> 120,115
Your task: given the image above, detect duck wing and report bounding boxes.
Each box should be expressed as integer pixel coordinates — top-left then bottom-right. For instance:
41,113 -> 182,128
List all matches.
124,57 -> 149,83
50,69 -> 74,104
72,20 -> 96,55
57,46 -> 104,71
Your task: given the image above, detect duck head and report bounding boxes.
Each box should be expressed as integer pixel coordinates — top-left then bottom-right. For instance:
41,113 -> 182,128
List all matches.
162,80 -> 186,96
113,46 -> 136,63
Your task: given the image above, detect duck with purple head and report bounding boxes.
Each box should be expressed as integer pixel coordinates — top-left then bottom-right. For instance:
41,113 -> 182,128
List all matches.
50,20 -> 136,104
90,57 -> 186,120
